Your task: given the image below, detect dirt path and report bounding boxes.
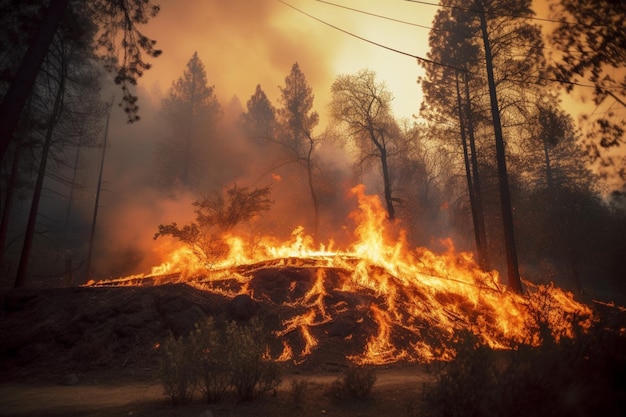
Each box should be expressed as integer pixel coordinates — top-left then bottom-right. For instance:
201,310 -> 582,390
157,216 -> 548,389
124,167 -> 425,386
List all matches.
0,367 -> 431,417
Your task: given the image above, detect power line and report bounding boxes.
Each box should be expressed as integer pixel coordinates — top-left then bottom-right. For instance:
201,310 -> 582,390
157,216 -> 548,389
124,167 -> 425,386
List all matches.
315,0 -> 446,32
277,0 -> 462,71
278,0 -> 623,96
316,0 -> 595,54
403,0 -> 581,26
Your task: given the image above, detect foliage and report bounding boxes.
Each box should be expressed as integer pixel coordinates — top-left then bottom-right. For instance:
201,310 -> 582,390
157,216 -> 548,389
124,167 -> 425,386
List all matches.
419,314 -> 626,417
158,317 -> 282,404
225,317 -> 282,401
276,62 -> 319,158
154,184 -> 272,267
159,331 -> 198,405
156,52 -> 221,193
90,0 -> 162,120
191,318 -> 230,403
240,84 -> 277,141
549,0 -> 626,151
326,366 -> 377,402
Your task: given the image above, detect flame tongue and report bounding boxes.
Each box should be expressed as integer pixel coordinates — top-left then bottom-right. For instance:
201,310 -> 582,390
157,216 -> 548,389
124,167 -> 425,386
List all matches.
95,185 -> 593,365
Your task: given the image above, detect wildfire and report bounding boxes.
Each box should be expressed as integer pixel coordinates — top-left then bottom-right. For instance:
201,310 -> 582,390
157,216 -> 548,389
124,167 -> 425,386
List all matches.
89,185 -> 593,365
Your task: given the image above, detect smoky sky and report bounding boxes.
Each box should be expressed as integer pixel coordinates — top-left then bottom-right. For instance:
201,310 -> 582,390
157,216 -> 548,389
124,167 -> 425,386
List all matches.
55,1 -> 444,279
139,0 -> 345,113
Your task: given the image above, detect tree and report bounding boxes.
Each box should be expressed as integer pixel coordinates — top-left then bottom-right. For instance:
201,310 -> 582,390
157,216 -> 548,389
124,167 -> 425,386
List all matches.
276,63 -> 321,237
155,184 -> 272,267
4,5 -> 105,288
549,0 -> 626,161
418,0 -> 552,292
0,0 -> 161,163
155,52 -> 221,193
240,84 -> 277,141
330,69 -> 400,220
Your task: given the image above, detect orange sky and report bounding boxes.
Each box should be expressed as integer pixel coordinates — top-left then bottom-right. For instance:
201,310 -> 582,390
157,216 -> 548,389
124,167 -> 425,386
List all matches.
138,0 -> 436,122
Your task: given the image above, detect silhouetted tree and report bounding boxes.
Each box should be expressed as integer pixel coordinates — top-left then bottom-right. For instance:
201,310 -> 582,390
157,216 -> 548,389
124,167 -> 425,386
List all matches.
155,52 -> 221,194
330,69 -> 400,220
0,0 -> 161,163
155,184 -> 272,267
276,63 -> 321,238
419,0 -> 550,292
240,84 -> 277,141
549,0 -> 626,173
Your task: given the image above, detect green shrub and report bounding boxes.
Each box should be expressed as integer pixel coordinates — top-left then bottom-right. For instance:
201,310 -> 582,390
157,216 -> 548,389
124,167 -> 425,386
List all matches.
327,366 -> 377,402
158,331 -> 197,405
226,318 -> 282,401
158,316 -> 283,405
191,318 -> 231,403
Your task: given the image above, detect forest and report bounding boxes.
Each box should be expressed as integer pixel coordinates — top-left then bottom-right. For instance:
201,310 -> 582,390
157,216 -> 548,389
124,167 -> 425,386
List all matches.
1,0 -> 624,297
1,1 -> 625,416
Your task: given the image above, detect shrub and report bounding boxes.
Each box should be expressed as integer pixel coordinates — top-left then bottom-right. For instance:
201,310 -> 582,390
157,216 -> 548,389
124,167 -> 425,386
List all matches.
158,332 -> 197,405
420,319 -> 626,417
225,318 -> 282,401
158,316 -> 283,404
191,318 -> 231,403
327,366 -> 377,402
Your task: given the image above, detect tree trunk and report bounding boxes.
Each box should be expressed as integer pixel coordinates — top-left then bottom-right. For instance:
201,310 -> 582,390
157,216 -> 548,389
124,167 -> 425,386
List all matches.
455,71 -> 487,270
14,55 -> 67,287
380,146 -> 396,221
479,6 -> 522,293
464,72 -> 490,270
543,137 -> 554,189
0,146 -> 22,267
305,137 -> 319,239
85,101 -> 113,281
0,0 -> 70,162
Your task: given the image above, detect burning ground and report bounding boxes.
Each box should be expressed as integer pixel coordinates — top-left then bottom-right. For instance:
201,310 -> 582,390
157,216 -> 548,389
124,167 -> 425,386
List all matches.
1,188 -> 625,417
0,186 -> 603,378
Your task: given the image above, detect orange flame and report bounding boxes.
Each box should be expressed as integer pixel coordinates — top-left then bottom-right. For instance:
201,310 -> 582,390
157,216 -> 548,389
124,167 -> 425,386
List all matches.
91,184 -> 594,364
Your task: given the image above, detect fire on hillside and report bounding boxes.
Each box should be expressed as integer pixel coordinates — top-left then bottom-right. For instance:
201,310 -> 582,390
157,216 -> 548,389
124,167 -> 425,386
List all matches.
87,185 -> 593,365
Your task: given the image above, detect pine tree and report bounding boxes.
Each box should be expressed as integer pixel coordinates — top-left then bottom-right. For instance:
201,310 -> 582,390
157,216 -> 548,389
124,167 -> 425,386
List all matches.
156,52 -> 221,193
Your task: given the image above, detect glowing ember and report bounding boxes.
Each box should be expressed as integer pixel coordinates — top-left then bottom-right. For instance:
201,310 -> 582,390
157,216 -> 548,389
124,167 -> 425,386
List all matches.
89,185 -> 593,364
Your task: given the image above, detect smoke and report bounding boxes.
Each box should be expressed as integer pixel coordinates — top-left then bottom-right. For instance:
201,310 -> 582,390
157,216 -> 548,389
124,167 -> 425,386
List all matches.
62,0 -> 431,280
139,0 -> 342,115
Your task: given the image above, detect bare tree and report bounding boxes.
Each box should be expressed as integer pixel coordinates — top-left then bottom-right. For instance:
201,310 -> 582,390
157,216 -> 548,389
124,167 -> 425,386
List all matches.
330,69 -> 399,220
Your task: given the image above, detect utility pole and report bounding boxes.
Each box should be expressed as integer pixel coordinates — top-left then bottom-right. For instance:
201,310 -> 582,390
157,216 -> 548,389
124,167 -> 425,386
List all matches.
84,100 -> 113,281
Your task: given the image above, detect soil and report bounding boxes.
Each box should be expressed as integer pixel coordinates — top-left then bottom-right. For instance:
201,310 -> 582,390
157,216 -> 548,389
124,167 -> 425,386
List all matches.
0,264 -> 435,417
0,365 -> 430,417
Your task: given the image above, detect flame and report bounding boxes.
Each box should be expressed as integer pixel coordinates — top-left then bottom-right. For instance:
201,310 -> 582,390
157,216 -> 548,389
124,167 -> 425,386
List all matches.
89,185 -> 594,365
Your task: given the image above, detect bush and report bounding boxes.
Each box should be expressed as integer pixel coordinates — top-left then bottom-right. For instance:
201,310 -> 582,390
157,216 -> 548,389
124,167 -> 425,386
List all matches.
191,318 -> 231,403
327,366 -> 377,402
159,332 -> 198,405
420,320 -> 626,417
158,316 -> 282,404
226,318 -> 282,401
